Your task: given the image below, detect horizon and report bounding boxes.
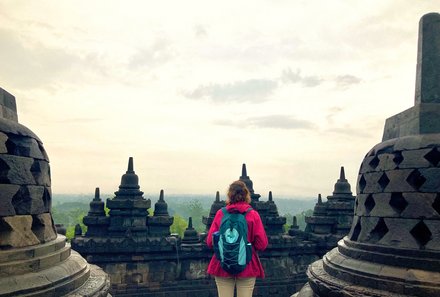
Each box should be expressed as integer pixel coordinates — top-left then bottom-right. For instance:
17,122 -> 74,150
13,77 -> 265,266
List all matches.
1,2 -> 438,197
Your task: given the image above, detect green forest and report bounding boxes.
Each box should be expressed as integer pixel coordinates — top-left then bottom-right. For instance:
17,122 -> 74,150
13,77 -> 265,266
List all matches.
52,194 -> 315,240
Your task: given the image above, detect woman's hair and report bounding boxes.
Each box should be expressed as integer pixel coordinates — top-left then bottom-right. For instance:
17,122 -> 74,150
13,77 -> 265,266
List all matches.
226,180 -> 251,204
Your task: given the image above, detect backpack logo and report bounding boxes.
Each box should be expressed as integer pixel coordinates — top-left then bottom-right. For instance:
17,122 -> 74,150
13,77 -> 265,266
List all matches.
213,207 -> 252,275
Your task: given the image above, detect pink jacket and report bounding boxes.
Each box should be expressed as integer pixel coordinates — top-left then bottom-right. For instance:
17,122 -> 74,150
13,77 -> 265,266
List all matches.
206,201 -> 268,278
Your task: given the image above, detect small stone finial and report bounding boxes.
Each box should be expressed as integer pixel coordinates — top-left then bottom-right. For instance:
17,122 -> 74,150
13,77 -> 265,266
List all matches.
182,216 -> 200,244
415,13 -> 440,104
215,191 -> 220,202
127,157 -> 134,173
93,187 -> 100,201
318,194 -> 323,204
293,216 -> 298,227
153,189 -> 169,217
74,224 -> 82,236
241,163 -> 248,177
333,166 -> 352,195
268,191 -> 273,202
339,166 -> 346,181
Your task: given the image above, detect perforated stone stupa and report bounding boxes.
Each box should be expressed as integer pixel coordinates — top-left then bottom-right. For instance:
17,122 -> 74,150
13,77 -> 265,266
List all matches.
0,88 -> 110,297
294,12 -> 440,297
304,167 -> 356,252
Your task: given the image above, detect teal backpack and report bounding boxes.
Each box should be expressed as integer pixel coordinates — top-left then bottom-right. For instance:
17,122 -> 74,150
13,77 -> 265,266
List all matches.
213,207 -> 253,275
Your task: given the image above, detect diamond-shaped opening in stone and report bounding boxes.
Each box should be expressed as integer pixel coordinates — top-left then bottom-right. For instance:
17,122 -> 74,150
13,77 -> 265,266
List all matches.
393,151 -> 404,166
377,173 -> 390,191
350,220 -> 361,241
433,194 -> 440,216
364,194 -> 376,214
5,136 -> 31,157
424,147 -> 440,167
406,169 -> 427,191
389,192 -> 408,215
0,158 -> 10,183
42,188 -> 51,210
368,218 -> 389,243
410,220 -> 432,248
359,175 -> 367,193
369,156 -> 380,169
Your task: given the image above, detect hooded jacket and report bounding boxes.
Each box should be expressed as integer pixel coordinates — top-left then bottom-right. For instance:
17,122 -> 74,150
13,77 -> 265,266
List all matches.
206,201 -> 268,278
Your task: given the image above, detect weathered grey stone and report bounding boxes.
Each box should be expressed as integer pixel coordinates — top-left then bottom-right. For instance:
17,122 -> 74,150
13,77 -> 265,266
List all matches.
0,132 -> 7,153
399,148 -> 432,168
0,88 -> 17,122
30,160 -> 51,186
379,218 -> 420,249
401,193 -> 438,218
0,117 -> 40,142
377,153 -> 398,171
12,185 -> 46,215
0,154 -> 35,185
361,172 -> 384,194
32,213 -> 57,243
415,13 -> 440,104
383,169 -> 416,192
0,184 -> 19,216
419,168 -> 440,192
368,193 -> 395,217
0,215 -> 40,247
5,134 -> 45,159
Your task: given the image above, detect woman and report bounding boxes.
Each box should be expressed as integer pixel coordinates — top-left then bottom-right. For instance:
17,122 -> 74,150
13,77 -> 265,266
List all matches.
206,180 -> 268,297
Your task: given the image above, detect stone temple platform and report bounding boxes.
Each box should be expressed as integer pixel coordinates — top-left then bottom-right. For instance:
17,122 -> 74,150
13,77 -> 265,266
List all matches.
294,12 -> 440,297
0,88 -> 111,296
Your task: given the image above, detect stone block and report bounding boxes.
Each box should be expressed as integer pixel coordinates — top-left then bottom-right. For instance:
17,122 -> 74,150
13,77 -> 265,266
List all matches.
30,160 -> 51,186
0,132 -> 7,153
361,172 -> 385,194
369,193 -> 395,217
0,184 -> 19,216
0,215 -> 40,247
12,185 -> 46,215
5,134 -> 44,159
0,154 -> 35,185
383,105 -> 440,140
379,218 -> 420,249
399,149 -> 431,169
401,193 -> 438,219
32,213 -> 57,243
377,153 -> 398,171
357,217 -> 379,243
424,220 -> 440,251
383,169 -> 415,193
419,168 -> 440,192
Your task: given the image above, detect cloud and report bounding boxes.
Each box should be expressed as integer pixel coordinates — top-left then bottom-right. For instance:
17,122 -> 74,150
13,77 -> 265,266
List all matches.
215,115 -> 315,130
335,75 -> 362,88
128,38 -> 174,70
0,29 -> 79,89
281,68 -> 323,87
55,118 -> 103,124
194,24 -> 208,38
183,79 -> 278,103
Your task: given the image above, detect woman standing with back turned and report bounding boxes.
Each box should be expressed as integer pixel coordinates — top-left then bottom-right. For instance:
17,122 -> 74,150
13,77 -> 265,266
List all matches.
206,180 -> 268,297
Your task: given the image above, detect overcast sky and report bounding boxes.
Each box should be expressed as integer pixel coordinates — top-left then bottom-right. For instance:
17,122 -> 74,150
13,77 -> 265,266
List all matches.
1,1 -> 438,199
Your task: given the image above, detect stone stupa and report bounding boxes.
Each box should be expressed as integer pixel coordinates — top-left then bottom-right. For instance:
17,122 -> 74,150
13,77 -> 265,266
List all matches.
294,12 -> 440,297
0,88 -> 110,296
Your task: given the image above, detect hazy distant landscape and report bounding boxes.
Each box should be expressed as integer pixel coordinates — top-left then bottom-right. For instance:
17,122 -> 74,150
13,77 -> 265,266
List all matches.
52,193 -> 316,239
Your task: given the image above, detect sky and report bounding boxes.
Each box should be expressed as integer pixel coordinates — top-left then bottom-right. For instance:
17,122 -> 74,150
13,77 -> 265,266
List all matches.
0,1 -> 438,199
